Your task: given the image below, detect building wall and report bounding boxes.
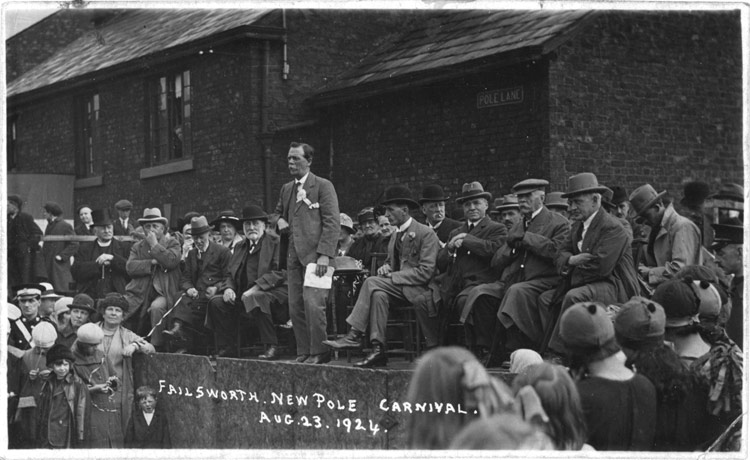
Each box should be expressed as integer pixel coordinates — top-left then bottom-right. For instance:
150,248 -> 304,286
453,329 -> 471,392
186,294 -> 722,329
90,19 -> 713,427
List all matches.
548,10 -> 743,197
324,63 -> 549,215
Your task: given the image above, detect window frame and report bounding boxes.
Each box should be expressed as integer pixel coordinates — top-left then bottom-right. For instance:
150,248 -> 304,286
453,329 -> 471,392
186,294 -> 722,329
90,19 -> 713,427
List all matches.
146,69 -> 192,167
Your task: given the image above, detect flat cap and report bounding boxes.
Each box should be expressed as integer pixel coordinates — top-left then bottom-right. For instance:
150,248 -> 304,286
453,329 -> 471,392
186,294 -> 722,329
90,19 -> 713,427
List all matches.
114,199 -> 133,211
511,179 -> 549,195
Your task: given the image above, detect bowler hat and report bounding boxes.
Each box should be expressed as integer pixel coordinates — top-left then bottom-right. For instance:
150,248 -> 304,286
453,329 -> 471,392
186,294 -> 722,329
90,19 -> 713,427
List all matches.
601,186 -> 615,211
8,194 -> 23,209
610,186 -> 629,206
138,208 -> 169,226
91,208 -> 114,227
43,201 -> 63,217
629,184 -> 667,217
210,210 -> 241,231
710,183 -> 744,202
40,282 -> 62,300
652,279 -> 699,328
356,207 -> 376,224
340,213 -> 355,234
559,302 -> 619,361
511,178 -> 549,195
188,216 -> 211,236
614,297 -> 665,348
332,256 -> 363,274
14,283 -> 45,300
711,223 -> 743,249
240,205 -> 269,222
70,293 -> 96,314
561,173 -> 610,198
545,192 -> 568,210
495,194 -> 520,212
32,322 -> 58,348
114,199 -> 133,211
419,184 -> 450,204
680,181 -> 711,207
99,293 -> 130,314
46,343 -> 75,365
381,185 -> 419,208
456,182 -> 492,204
77,323 -> 104,345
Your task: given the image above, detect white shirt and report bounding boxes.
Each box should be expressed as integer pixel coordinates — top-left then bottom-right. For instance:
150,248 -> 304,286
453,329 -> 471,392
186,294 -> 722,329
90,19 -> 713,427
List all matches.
578,210 -> 599,252
143,411 -> 154,426
397,218 -> 413,235
296,173 -> 309,187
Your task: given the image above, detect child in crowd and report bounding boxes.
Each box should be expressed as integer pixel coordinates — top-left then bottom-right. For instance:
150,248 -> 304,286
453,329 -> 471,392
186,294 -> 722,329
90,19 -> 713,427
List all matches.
124,385 -> 172,448
36,343 -> 90,448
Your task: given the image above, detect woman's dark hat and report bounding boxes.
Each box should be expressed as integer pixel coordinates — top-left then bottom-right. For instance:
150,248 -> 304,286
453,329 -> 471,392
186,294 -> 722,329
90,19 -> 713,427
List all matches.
99,293 -> 130,313
46,343 -> 75,364
70,293 -> 96,314
210,210 -> 241,231
381,185 -> 419,209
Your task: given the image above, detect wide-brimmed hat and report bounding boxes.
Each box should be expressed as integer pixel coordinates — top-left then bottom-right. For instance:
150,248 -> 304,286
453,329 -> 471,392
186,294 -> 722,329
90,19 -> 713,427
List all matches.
419,184 -> 450,204
340,213 -> 355,234
138,208 -> 168,226
40,282 -> 62,300
46,343 -> 75,364
561,173 -> 610,198
70,293 -> 96,314
710,183 -> 744,202
14,283 -> 45,300
511,178 -> 549,195
456,182 -> 492,204
545,192 -> 568,210
493,194 -> 520,212
381,185 -> 419,208
240,205 -> 269,222
114,199 -> 133,211
610,186 -> 629,206
210,210 -> 242,231
629,184 -> 667,217
91,208 -> 114,227
99,293 -> 130,314
601,186 -> 615,210
356,207 -> 376,224
711,223 -> 743,249
187,216 -> 212,236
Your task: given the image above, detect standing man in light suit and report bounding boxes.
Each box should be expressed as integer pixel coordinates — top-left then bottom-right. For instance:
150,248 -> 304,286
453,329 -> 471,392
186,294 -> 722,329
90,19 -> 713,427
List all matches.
275,142 -> 340,364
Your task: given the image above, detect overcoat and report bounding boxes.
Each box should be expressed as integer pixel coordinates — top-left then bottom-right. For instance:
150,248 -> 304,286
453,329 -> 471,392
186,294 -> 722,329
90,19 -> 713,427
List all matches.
42,217 -> 78,292
71,239 -> 131,299
641,204 -> 702,285
124,236 -> 181,317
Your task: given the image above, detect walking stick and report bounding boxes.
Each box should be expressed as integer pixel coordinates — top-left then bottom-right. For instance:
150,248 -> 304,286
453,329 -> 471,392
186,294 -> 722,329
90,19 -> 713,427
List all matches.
144,294 -> 186,339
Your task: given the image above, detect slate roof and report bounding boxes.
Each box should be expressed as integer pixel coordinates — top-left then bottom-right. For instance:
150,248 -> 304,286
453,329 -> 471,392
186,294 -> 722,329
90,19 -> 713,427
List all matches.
313,9 -> 594,104
8,9 -> 276,98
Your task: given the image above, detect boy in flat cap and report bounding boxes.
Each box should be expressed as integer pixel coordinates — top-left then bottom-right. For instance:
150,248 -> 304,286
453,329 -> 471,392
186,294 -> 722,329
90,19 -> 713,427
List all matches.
113,200 -> 135,237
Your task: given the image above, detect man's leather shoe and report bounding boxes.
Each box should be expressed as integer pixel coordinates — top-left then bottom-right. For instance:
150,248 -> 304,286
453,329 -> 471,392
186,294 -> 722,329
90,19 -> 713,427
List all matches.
295,354 -> 310,363
305,351 -> 331,364
259,345 -> 279,361
353,343 -> 387,368
322,329 -> 363,349
163,322 -> 183,341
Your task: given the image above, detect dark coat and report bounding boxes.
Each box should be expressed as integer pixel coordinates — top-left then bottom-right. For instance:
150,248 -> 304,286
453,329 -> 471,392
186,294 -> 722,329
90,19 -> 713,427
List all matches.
124,236 -> 182,316
431,217 -> 463,245
347,234 -> 388,274
556,209 -> 639,303
274,172 -> 340,264
124,409 -> 171,448
74,223 -> 93,236
7,212 -> 43,285
71,239 -> 131,299
42,217 -> 79,292
113,218 -> 136,237
179,241 -> 231,293
223,233 -> 286,293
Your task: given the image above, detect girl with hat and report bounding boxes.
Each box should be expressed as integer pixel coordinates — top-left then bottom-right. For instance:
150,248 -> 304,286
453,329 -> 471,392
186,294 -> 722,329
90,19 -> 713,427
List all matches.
97,293 -> 155,441
210,210 -> 244,254
56,293 -> 96,349
559,301 -> 657,451
72,323 -> 124,448
36,343 -> 90,448
614,297 -> 716,450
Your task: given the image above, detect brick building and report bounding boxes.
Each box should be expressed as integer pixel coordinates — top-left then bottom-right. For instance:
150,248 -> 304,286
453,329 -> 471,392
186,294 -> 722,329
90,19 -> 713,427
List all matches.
310,10 -> 743,214
7,9 -> 743,222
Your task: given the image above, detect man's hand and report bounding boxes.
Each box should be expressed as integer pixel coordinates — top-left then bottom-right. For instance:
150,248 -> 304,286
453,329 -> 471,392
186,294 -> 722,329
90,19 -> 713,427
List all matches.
377,263 -> 392,277
223,289 -> 236,303
122,343 -> 138,357
241,286 -> 260,301
447,232 -> 468,251
315,254 -> 330,277
507,225 -> 525,248
187,288 -> 199,299
638,265 -> 651,279
206,286 -> 218,297
95,253 -> 114,265
145,230 -> 158,248
568,253 -> 596,266
277,218 -> 289,232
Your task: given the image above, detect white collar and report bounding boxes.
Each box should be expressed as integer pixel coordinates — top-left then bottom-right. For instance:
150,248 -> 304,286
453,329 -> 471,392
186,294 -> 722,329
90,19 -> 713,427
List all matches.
583,209 -> 598,232
429,220 -> 443,230
296,173 -> 310,186
531,207 -> 543,220
97,239 -> 113,247
397,218 -> 413,233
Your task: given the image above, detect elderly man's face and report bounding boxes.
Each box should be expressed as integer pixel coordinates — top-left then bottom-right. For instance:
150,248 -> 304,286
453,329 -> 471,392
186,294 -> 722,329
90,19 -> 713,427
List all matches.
360,218 -> 380,238
378,215 -> 394,237
462,198 -> 488,223
244,219 -> 266,243
193,232 -> 211,252
70,307 -> 90,328
716,244 -> 742,276
500,209 -> 523,231
79,207 -> 92,224
421,201 -> 445,226
94,224 -> 114,243
18,297 -> 40,320
219,222 -> 237,242
143,222 -> 165,239
517,191 -> 544,215
568,193 -> 599,222
385,204 -> 409,228
287,146 -> 311,179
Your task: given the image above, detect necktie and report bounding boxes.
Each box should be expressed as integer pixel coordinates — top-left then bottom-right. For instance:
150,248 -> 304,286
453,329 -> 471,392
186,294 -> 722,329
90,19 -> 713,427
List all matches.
468,223 -> 475,232
393,231 -> 404,272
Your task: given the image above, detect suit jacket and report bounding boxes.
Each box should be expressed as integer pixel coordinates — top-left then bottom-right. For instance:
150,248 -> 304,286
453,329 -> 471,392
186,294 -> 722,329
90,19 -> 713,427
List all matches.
124,236 -> 182,315
493,206 -> 570,282
385,219 -> 440,306
642,204 -> 702,285
223,233 -> 286,293
74,223 -> 93,236
437,216 -> 507,292
113,218 -> 135,237
180,241 -> 231,293
274,172 -> 340,264
431,218 -> 463,245
7,212 -> 43,284
42,217 -> 78,292
347,234 -> 389,274
556,209 -> 639,302
71,239 -> 131,298
124,409 -> 171,448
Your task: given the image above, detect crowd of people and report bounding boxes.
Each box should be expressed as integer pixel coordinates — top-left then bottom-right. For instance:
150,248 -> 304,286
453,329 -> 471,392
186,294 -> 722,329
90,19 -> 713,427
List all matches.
5,141 -> 744,451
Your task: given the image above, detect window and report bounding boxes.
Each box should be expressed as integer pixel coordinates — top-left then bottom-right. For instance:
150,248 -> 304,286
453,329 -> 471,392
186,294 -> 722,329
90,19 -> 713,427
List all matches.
147,70 -> 191,165
7,115 -> 17,170
75,93 -> 100,178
